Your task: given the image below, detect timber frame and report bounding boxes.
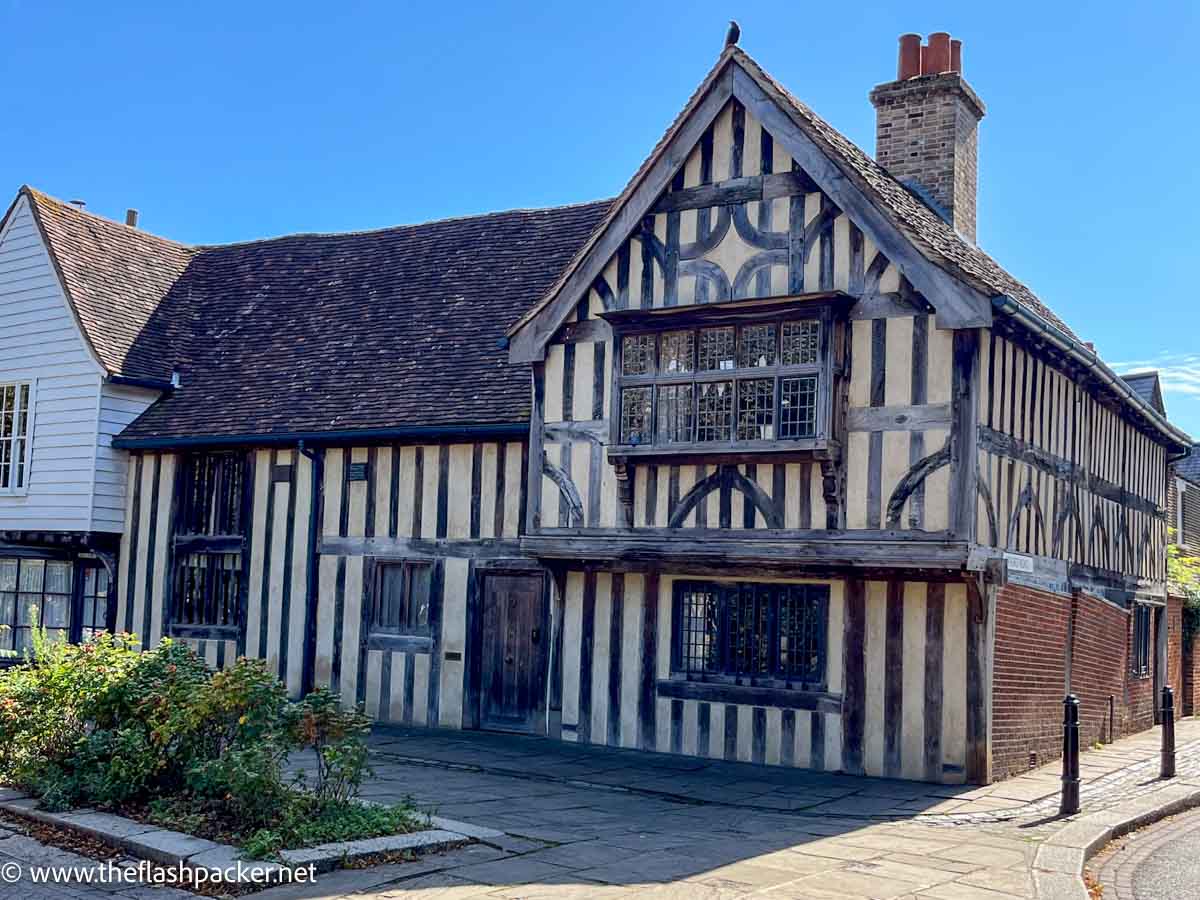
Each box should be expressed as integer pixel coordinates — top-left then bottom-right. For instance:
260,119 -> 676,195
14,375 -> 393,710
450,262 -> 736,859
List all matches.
507,49 -> 994,366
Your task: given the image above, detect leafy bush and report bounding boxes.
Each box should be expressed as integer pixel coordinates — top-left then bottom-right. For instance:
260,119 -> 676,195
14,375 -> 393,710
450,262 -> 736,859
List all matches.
0,634 -> 419,857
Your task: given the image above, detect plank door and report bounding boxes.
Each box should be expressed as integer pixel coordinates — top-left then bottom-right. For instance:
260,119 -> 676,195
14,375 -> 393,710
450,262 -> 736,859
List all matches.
479,573 -> 549,734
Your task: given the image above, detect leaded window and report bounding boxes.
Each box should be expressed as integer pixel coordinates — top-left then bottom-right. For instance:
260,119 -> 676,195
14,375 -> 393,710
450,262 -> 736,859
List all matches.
78,565 -> 109,642
0,382 -> 32,493
0,558 -> 70,654
169,452 -> 249,635
615,316 -> 825,449
673,581 -> 828,689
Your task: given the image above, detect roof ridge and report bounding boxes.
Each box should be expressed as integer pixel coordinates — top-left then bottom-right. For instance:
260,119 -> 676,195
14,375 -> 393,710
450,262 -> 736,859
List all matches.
22,185 -> 194,253
193,197 -> 614,251
21,185 -> 613,252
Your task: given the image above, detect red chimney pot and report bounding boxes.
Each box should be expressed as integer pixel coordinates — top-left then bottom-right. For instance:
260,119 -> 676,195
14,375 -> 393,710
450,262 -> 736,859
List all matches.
898,34 -> 922,79
925,32 -> 952,74
950,38 -> 963,74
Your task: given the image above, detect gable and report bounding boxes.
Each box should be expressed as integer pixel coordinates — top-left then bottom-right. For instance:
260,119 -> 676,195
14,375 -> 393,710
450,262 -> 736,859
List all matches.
507,50 -> 996,364
566,98 -> 916,322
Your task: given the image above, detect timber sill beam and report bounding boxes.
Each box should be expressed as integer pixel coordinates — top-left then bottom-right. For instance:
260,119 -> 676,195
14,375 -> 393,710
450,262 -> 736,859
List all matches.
521,532 -> 969,571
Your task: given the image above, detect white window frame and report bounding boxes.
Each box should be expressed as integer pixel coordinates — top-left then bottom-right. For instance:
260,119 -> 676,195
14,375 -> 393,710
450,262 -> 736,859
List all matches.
0,379 -> 34,496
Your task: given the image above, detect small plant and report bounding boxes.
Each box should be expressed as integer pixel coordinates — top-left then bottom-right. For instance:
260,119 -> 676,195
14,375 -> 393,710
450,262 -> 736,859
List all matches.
288,688 -> 373,805
0,635 -> 420,859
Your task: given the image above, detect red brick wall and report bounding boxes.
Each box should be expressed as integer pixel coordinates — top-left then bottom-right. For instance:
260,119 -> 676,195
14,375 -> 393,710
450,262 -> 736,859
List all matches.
992,585 -> 1070,780
1071,594 -> 1133,742
1185,628 -> 1200,717
1167,595 -> 1183,709
990,584 -> 1180,782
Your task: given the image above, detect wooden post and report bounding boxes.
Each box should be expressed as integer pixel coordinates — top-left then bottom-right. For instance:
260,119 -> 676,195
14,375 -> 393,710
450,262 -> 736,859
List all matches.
1060,694 -> 1080,815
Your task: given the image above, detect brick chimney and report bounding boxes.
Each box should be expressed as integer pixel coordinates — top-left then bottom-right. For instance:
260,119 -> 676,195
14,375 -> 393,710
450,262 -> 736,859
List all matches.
870,32 -> 986,242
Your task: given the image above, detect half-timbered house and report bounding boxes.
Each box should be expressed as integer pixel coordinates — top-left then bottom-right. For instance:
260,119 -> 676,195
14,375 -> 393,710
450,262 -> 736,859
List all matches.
0,32 -> 1191,783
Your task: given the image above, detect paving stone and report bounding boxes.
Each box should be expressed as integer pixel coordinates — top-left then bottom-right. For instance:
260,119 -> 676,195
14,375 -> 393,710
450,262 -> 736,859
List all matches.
55,812 -> 159,841
120,828 -> 221,865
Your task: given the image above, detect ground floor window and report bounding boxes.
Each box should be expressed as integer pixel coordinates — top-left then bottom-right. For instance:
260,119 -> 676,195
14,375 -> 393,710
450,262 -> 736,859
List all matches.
1131,603 -> 1152,677
672,580 -> 828,690
172,552 -> 242,630
78,564 -> 110,641
0,558 -> 71,653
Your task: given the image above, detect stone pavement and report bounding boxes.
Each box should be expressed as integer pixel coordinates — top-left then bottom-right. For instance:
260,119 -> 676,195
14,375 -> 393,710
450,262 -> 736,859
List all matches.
262,717 -> 1200,899
0,816 -> 192,900
5,718 -> 1197,899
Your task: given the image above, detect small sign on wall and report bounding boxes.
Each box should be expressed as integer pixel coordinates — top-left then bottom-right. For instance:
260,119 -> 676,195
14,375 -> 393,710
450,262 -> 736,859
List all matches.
1004,551 -> 1035,574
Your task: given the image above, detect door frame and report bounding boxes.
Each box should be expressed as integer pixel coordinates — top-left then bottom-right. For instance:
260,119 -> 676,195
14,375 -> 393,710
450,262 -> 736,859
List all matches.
471,565 -> 551,735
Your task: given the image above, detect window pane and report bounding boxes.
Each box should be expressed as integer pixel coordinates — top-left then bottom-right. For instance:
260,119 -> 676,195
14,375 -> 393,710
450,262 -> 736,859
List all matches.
781,321 -> 820,366
173,552 -> 241,627
408,564 -> 432,630
619,387 -> 653,445
18,559 -> 44,592
698,327 -> 736,371
372,562 -> 432,636
659,331 -> 694,374
0,559 -> 16,592
728,585 -> 769,675
621,335 -> 656,376
679,588 -> 719,673
696,382 -> 734,442
780,375 -> 818,439
737,324 -> 777,368
0,593 -> 14,646
737,379 -> 775,441
780,585 -> 825,683
45,561 -> 72,595
42,595 -> 69,629
17,595 -> 42,627
656,385 -> 694,444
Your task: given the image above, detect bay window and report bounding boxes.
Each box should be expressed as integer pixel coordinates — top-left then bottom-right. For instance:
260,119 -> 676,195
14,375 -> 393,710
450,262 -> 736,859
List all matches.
608,300 -> 835,454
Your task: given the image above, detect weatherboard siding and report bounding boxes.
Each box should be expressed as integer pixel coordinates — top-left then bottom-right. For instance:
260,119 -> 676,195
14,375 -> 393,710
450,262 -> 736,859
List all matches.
93,383 -> 160,532
0,194 -> 107,532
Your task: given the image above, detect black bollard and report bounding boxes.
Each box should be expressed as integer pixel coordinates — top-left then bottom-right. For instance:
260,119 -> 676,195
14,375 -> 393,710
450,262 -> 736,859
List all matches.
1162,686 -> 1176,779
1060,694 -> 1081,815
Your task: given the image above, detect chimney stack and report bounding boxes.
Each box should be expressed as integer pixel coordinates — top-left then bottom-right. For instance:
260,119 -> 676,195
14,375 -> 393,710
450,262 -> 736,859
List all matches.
870,33 -> 985,243
125,209 -> 139,228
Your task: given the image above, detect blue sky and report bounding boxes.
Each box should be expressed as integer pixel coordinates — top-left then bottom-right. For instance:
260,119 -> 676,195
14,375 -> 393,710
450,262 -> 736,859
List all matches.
4,1 -> 1197,434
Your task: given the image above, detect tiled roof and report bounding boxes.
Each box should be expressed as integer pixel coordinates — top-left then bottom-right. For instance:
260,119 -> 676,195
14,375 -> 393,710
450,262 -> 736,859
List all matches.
1178,446 -> 1200,486
733,50 -> 1076,337
512,47 -> 1077,340
1120,372 -> 1165,415
25,188 -> 196,379
113,200 -> 611,441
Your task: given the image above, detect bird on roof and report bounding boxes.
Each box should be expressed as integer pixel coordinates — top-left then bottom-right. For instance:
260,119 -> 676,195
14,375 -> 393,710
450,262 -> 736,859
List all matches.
725,20 -> 740,47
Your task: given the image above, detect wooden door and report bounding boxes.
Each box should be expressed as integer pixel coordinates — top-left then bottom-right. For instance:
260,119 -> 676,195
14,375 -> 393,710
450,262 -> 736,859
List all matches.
480,573 -> 549,734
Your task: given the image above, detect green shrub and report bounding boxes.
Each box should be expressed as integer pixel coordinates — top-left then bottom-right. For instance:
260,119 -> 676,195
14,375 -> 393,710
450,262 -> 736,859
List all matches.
0,633 -> 420,858
288,688 -> 373,804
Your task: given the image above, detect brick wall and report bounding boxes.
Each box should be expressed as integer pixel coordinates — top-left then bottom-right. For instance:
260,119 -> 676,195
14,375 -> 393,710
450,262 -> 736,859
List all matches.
869,73 -> 985,242
1167,595 -> 1183,708
992,585 -> 1070,779
991,584 -> 1177,782
1070,594 -> 1133,742
1184,628 -> 1200,717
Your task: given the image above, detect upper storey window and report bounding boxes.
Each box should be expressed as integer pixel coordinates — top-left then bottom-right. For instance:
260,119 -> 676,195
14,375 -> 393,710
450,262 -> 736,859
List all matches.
614,310 -> 828,452
0,382 -> 32,494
